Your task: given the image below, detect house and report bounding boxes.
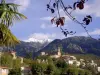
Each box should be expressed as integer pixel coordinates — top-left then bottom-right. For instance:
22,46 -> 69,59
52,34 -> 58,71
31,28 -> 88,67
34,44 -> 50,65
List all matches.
97,67 -> 100,72
0,66 -> 9,75
67,60 -> 75,65
41,52 -> 46,56
10,51 -> 17,59
75,61 -> 81,66
80,59 -> 85,62
21,66 -> 32,75
89,60 -> 97,67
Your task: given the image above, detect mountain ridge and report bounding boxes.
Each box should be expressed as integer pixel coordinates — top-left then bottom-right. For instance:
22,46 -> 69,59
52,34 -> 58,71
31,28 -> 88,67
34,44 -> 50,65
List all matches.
1,36 -> 100,58
37,36 -> 100,56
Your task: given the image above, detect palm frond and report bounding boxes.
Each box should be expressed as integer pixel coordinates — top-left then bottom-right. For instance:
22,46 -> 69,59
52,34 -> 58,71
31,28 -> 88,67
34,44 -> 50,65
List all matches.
0,0 -> 27,27
0,24 -> 20,47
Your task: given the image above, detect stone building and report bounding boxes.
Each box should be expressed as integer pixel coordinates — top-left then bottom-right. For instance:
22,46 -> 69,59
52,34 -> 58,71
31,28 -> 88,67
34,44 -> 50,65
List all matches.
0,66 -> 9,75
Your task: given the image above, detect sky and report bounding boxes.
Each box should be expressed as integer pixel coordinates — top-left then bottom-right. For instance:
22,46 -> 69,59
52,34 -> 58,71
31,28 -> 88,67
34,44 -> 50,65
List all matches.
6,0 -> 100,42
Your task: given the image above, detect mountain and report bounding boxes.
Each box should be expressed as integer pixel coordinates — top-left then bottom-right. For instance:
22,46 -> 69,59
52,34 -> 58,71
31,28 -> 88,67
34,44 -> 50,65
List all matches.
0,41 -> 49,57
14,41 -> 50,57
1,36 -> 100,58
37,36 -> 100,56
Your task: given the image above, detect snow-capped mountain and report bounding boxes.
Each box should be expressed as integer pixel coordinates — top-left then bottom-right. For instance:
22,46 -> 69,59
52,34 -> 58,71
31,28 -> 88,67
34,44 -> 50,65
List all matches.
24,33 -> 56,43
24,37 -> 52,43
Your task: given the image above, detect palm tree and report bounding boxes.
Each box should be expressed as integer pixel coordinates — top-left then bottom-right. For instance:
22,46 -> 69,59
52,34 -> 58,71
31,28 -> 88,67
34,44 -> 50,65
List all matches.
0,0 -> 27,27
0,24 -> 20,47
0,0 -> 27,46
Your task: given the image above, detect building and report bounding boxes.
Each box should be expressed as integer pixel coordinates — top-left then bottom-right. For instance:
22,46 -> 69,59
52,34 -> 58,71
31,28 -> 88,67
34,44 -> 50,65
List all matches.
50,47 -> 61,58
89,60 -> 97,67
0,66 -> 9,75
76,61 -> 81,66
20,57 -> 24,64
21,66 -> 32,75
10,51 -> 17,59
97,67 -> 100,72
41,52 -> 45,56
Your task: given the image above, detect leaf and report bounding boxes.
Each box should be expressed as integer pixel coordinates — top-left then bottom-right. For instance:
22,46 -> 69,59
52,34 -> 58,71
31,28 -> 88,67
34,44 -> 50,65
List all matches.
51,17 -> 55,24
70,31 -> 73,33
59,18 -> 64,26
63,31 -> 68,37
86,15 -> 92,21
61,17 -> 65,21
83,15 -> 92,25
56,20 -> 60,27
53,3 -> 56,8
51,9 -> 55,13
86,20 -> 90,25
73,2 -> 79,10
73,2 -> 84,10
47,4 -> 50,8
77,2 -> 84,10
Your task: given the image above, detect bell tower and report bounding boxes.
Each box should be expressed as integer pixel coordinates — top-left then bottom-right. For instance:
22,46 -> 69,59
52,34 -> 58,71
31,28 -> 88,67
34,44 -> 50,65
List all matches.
57,47 -> 61,56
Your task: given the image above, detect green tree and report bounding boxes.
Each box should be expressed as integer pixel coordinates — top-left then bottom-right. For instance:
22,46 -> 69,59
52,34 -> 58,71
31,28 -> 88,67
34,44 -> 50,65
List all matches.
8,68 -> 21,75
55,59 -> 68,69
1,52 -> 13,67
84,70 -> 92,75
46,63 -> 56,75
31,62 -> 47,75
0,0 -> 26,46
12,58 -> 21,69
66,68 -> 79,75
78,69 -> 85,75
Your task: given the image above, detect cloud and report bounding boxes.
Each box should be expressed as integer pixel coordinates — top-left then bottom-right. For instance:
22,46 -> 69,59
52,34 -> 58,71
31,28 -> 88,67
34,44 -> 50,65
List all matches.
24,33 -> 65,43
41,24 -> 46,29
80,29 -> 100,36
14,0 -> 30,11
40,17 -> 53,21
75,0 -> 100,17
40,23 -> 56,29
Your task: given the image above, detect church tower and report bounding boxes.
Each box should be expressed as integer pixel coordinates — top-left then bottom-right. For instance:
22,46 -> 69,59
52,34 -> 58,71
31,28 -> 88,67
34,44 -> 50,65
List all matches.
57,47 -> 61,56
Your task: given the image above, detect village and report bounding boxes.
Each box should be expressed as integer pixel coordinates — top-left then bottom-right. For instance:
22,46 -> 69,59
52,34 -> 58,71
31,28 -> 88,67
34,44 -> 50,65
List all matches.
40,47 -> 100,73
0,47 -> 100,75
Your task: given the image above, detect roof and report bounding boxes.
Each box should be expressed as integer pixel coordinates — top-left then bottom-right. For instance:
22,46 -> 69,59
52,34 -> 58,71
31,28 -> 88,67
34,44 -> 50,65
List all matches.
0,66 -> 9,69
21,67 -> 31,70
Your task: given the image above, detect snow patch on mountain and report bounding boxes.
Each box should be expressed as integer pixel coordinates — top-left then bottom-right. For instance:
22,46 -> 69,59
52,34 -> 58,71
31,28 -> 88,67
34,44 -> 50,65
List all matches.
24,33 -> 56,43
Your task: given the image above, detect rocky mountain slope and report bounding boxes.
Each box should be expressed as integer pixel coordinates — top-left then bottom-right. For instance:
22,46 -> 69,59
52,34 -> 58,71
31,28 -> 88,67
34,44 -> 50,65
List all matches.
37,36 -> 100,56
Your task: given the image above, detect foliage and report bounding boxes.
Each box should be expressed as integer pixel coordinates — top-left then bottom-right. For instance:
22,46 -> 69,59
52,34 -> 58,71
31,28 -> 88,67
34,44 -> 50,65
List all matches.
45,63 -> 56,75
0,0 -> 27,46
8,68 -> 21,75
0,52 -> 21,68
1,52 -> 95,75
47,0 -> 92,37
12,58 -> 21,69
55,59 -> 68,69
0,24 -> 20,46
1,52 -> 13,67
31,62 -> 47,75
